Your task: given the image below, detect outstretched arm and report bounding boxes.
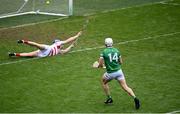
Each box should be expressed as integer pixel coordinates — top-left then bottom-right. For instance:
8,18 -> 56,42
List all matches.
60,43 -> 74,54
62,31 -> 82,44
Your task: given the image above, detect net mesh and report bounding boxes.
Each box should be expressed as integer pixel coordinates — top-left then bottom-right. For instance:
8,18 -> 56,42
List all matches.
0,0 -> 32,14
0,0 -> 70,18
34,0 -> 69,14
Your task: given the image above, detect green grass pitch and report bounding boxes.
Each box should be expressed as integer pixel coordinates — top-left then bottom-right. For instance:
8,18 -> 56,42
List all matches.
0,0 -> 180,113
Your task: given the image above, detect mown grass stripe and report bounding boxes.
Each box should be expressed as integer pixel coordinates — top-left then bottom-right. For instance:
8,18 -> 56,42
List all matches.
0,31 -> 179,66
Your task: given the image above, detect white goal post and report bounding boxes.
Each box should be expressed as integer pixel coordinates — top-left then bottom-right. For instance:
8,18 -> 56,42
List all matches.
0,0 -> 73,19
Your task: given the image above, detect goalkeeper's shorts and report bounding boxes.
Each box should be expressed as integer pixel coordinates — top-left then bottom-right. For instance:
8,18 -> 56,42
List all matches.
37,45 -> 51,57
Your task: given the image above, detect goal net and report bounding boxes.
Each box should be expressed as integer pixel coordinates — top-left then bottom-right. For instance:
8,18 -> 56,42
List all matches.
0,0 -> 73,19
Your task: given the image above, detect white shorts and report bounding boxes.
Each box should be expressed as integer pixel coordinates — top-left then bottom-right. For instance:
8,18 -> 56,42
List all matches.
37,45 -> 51,57
103,69 -> 125,81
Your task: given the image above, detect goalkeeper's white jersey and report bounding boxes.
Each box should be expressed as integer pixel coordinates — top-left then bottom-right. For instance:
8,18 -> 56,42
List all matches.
37,41 -> 63,57
48,41 -> 63,56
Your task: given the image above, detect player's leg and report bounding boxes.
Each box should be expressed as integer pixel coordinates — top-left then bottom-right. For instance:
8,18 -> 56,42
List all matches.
102,77 -> 111,97
119,79 -> 135,97
17,40 -> 47,50
62,31 -> 82,44
101,74 -> 113,104
9,50 -> 39,57
118,79 -> 140,109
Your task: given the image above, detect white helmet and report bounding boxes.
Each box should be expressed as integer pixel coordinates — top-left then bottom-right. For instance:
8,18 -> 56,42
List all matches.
105,38 -> 113,47
52,39 -> 61,44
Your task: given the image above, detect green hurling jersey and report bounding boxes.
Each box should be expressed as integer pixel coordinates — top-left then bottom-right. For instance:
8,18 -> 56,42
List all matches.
100,47 -> 121,73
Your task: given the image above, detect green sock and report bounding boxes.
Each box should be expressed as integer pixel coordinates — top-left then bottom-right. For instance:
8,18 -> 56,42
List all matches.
132,96 -> 136,99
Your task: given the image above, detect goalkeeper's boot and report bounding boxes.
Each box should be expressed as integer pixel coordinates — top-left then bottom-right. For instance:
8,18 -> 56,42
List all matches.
104,97 -> 113,104
134,97 -> 140,109
17,40 -> 24,44
8,52 -> 16,57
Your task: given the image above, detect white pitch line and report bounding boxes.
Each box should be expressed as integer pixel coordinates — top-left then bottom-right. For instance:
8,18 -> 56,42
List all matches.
84,0 -> 173,16
160,2 -> 180,5
70,31 -> 180,53
159,0 -> 180,5
166,110 -> 180,114
0,17 -> 68,31
0,57 -> 40,66
0,31 -> 179,66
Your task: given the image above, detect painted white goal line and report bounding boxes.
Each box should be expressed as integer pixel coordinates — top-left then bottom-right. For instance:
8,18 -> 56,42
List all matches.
0,17 -> 68,31
0,31 -> 179,66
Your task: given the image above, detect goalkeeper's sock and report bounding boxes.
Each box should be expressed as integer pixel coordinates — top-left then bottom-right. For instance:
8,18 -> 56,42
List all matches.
9,53 -> 20,57
23,40 -> 29,44
9,52 -> 22,57
15,53 -> 21,56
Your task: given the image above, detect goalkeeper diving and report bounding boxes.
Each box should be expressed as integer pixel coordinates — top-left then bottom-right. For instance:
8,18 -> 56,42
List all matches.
9,31 -> 82,58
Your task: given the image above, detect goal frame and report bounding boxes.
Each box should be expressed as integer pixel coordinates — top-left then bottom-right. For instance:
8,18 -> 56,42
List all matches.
0,0 -> 73,19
